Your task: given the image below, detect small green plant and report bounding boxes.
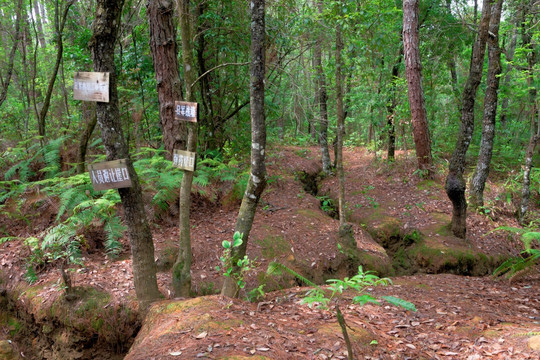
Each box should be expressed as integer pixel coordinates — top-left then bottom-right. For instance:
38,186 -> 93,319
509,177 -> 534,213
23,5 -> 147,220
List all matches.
366,196 -> 379,208
267,263 -> 415,360
216,231 -> 255,294
492,226 -> 540,281
246,284 -> 266,302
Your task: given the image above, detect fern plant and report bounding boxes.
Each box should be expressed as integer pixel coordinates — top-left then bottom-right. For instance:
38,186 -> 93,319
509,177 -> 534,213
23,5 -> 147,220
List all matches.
493,226 -> 540,281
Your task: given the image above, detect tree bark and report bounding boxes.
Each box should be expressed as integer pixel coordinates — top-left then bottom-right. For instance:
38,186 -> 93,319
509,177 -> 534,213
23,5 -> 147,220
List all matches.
335,13 -> 345,226
403,0 -> 433,175
147,0 -> 186,159
0,0 -> 23,109
221,0 -> 266,298
90,0 -> 161,309
171,0 -> 198,298
470,0 -> 503,209
445,0 -> 491,238
314,0 -> 331,174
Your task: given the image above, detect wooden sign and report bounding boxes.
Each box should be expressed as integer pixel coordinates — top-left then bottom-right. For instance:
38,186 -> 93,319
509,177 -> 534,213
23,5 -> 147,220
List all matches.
173,150 -> 196,172
74,72 -> 109,102
88,159 -> 132,191
174,101 -> 198,122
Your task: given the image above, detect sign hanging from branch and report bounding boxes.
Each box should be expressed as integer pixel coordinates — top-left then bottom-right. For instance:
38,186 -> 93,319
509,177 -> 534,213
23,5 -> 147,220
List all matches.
73,72 -> 109,102
174,101 -> 198,122
173,150 -> 196,172
88,159 -> 132,191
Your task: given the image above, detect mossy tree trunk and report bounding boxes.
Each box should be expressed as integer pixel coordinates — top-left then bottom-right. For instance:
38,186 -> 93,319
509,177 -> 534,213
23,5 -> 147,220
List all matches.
221,0 -> 266,298
445,0 -> 491,238
171,0 -> 198,298
470,0 -> 503,209
90,0 -> 161,309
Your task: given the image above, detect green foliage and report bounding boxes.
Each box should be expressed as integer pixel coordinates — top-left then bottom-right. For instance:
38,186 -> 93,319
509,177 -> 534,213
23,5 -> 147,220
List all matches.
492,226 -> 540,280
216,231 -> 255,291
302,266 -> 416,311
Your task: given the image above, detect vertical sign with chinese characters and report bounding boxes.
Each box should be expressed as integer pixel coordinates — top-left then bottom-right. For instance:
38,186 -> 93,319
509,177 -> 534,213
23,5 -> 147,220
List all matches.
73,72 -> 110,102
174,101 -> 198,122
88,159 -> 132,191
173,150 -> 196,172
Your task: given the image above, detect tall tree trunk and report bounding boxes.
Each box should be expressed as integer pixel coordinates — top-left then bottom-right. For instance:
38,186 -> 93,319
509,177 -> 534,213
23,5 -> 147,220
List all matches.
445,0 -> 491,238
171,0 -> 198,298
90,0 -> 161,309
0,0 -> 23,108
147,0 -> 185,159
335,10 -> 345,226
387,41 -> 403,162
470,0 -> 503,209
403,0 -> 433,175
37,0 -> 74,143
221,0 -> 266,298
518,7 -> 540,223
314,0 -> 331,174
33,0 -> 47,48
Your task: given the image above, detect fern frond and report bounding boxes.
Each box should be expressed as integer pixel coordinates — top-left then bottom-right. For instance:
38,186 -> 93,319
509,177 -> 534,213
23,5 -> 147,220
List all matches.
104,216 -> 125,258
267,261 -> 316,287
513,331 -> 540,337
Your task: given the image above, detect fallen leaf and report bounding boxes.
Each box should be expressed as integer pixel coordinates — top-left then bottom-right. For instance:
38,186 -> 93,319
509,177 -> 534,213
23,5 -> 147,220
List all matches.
196,331 -> 208,339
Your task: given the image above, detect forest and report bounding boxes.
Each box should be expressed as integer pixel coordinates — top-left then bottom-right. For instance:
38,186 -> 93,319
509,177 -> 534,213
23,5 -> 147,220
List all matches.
0,0 -> 539,359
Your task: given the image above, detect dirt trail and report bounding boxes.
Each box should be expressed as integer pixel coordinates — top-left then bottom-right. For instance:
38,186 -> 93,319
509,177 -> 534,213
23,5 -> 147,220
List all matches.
1,146 -> 539,359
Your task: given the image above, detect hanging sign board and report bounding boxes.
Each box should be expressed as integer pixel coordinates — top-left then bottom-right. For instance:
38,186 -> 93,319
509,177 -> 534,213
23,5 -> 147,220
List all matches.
88,159 -> 132,191
173,150 -> 196,172
73,72 -> 110,102
174,101 -> 198,122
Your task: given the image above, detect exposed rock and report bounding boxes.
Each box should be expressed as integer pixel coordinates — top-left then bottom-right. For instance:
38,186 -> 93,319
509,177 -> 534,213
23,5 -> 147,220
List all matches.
529,335 -> 540,351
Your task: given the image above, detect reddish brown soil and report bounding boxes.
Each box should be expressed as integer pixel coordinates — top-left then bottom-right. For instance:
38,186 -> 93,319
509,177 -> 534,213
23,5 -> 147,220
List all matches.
1,146 -> 539,359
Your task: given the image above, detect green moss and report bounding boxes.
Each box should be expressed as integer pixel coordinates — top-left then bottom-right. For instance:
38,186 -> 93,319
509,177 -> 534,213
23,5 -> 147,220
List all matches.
417,179 -> 438,191
256,235 -> 291,259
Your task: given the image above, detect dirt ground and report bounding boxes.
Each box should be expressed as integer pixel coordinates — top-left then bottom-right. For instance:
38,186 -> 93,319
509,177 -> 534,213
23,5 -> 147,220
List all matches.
1,146 -> 539,359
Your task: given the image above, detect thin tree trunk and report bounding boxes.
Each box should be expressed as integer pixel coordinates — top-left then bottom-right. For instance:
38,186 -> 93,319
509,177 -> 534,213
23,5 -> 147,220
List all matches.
0,0 -> 23,108
445,0 -> 491,238
33,0 -> 47,48
403,0 -> 433,175
221,0 -> 266,298
37,0 -> 74,143
387,41 -> 403,162
470,0 -> 503,209
314,0 -> 331,174
90,0 -> 161,309
147,0 -> 185,159
171,0 -> 198,298
500,20 -> 518,129
335,13 -> 345,226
